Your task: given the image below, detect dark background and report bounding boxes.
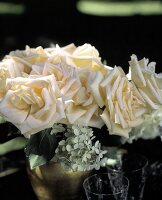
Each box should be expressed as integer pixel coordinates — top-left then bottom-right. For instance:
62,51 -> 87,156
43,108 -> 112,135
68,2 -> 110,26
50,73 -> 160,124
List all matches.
0,0 -> 162,199
0,0 -> 162,72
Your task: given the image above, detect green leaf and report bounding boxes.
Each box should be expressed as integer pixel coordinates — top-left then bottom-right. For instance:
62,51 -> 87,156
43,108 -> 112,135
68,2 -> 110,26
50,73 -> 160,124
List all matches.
25,129 -> 58,162
29,154 -> 47,170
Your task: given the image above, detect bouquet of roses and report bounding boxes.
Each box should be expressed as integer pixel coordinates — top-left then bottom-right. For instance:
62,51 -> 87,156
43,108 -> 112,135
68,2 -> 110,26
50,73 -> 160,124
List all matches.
0,43 -> 162,170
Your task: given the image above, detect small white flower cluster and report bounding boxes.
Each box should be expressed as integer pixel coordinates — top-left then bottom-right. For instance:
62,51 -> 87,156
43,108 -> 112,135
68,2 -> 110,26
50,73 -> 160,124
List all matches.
122,108 -> 162,143
53,124 -> 107,171
50,124 -> 66,135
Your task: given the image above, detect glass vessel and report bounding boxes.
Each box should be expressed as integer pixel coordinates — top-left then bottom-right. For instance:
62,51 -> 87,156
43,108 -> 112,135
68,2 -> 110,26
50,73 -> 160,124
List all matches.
83,172 -> 129,200
107,153 -> 148,200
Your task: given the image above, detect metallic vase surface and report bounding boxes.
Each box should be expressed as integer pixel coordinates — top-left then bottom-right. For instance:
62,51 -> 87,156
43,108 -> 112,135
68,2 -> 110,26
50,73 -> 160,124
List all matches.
27,162 -> 91,200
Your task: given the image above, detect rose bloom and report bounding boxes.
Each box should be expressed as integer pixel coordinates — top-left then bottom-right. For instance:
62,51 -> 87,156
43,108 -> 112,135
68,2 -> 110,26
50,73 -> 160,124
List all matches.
128,54 -> 162,110
0,58 -> 26,100
65,43 -> 105,73
62,69 -> 105,129
0,75 -> 65,138
0,46 -> 46,94
100,66 -> 147,138
8,45 -> 48,67
31,61 -> 82,102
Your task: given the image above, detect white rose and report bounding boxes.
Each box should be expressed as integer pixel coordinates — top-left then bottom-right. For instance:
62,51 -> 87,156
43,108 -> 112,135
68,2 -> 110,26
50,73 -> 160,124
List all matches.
63,69 -> 104,129
9,45 -> 48,67
67,43 -> 105,73
31,61 -> 82,102
42,44 -> 77,67
128,54 -> 162,109
100,67 -> 147,138
0,75 -> 65,137
0,58 -> 26,100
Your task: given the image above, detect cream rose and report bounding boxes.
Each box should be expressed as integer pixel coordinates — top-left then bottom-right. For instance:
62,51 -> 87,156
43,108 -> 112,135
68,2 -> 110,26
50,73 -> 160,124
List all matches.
8,45 -> 48,67
66,43 -> 105,72
100,67 -> 147,138
0,75 -> 65,137
63,69 -> 104,128
0,58 -> 26,100
128,54 -> 162,110
37,43 -> 76,67
31,61 -> 82,102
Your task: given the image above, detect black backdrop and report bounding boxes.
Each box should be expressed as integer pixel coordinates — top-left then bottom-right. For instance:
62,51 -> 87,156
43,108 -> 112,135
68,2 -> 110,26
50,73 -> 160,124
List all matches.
0,0 -> 162,72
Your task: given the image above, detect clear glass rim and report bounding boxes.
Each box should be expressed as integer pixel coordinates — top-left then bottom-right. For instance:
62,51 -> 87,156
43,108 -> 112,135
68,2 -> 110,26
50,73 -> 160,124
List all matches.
83,172 -> 129,196
108,153 -> 148,174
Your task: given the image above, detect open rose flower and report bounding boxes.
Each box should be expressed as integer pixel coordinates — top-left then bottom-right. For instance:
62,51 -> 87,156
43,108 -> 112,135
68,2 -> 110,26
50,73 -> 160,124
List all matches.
0,75 -> 65,138
100,66 -> 147,138
32,62 -> 82,101
0,58 -> 26,100
128,54 -> 162,110
46,43 -> 76,65
66,43 -> 105,73
8,45 -> 48,68
63,69 -> 104,128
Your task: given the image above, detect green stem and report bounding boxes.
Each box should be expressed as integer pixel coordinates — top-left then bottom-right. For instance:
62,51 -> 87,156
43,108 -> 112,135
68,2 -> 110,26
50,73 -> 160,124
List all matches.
0,137 -> 28,156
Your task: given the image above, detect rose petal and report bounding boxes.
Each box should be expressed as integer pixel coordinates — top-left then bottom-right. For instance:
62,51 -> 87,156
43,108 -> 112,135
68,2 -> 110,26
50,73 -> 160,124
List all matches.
90,71 -> 104,108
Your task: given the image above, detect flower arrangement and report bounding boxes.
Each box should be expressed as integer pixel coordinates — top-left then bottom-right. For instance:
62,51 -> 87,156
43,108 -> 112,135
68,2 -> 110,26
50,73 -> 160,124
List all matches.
0,43 -> 162,170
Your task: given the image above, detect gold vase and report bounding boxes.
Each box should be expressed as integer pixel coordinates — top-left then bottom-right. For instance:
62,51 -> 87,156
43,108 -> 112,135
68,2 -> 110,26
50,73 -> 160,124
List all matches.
27,162 -> 92,200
